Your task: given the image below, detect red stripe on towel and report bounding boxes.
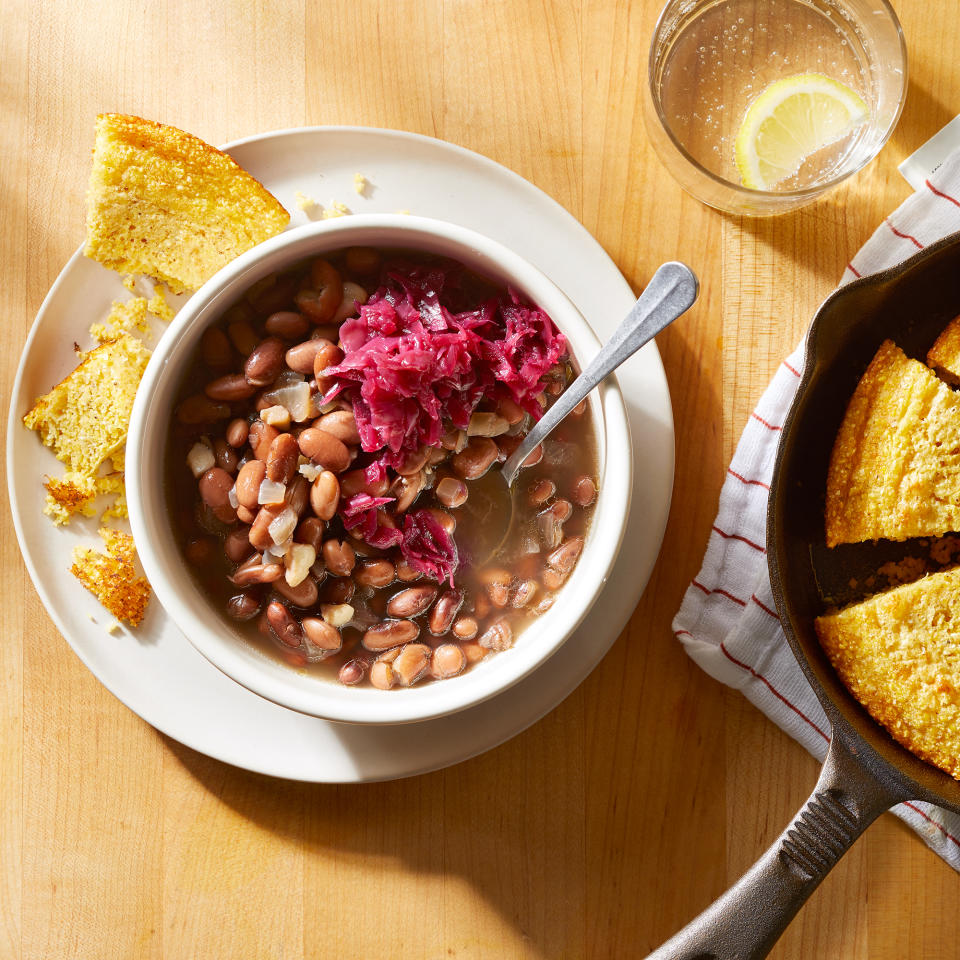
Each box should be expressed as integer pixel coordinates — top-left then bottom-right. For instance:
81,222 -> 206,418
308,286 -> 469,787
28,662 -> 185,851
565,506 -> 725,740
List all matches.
727,468 -> 771,491
712,525 -> 766,554
885,218 -> 924,249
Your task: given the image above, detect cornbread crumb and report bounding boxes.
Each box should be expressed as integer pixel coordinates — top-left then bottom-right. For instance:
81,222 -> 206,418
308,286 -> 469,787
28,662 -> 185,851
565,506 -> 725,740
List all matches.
825,339 -> 960,546
321,200 -> 351,219
71,528 -> 150,626
294,190 -> 319,214
90,297 -> 151,343
928,314 -> 960,386
395,208 -> 411,215
84,113 -> 289,293
353,173 -> 369,196
816,567 -> 960,780
23,333 -> 150,478
43,471 -> 126,526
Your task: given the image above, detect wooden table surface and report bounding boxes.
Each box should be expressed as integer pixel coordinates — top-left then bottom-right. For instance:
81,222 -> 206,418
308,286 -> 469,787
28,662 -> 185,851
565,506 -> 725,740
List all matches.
4,1 -> 959,957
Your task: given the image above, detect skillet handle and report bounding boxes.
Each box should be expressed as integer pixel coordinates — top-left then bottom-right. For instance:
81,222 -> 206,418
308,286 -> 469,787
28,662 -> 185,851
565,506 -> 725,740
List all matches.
645,733 -> 908,960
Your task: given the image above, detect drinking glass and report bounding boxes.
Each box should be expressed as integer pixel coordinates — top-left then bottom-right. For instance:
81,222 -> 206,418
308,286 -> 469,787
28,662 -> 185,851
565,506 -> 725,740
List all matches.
646,0 -> 908,215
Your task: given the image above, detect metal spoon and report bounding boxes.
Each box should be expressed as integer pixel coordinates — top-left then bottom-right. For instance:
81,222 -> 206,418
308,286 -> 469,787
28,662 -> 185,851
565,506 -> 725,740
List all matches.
460,261 -> 699,562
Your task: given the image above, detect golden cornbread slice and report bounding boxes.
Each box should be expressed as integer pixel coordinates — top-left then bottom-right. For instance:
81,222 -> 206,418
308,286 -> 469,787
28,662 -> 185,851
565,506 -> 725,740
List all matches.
825,339 -> 960,547
816,567 -> 960,780
84,114 -> 289,293
927,314 -> 960,386
71,529 -> 150,627
23,333 -> 151,477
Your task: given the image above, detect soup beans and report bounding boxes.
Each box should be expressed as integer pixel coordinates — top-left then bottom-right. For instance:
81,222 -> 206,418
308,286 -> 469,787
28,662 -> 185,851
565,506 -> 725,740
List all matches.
166,248 -> 598,689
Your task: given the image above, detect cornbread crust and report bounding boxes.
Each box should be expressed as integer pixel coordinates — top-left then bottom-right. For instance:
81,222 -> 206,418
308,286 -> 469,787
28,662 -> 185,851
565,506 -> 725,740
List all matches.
71,529 -> 150,626
927,314 -> 960,386
825,339 -> 960,547
816,567 -> 960,780
84,114 -> 289,293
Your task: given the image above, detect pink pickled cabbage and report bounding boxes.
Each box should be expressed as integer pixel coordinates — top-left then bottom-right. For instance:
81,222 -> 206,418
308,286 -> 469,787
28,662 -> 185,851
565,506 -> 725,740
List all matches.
323,260 -> 567,470
401,510 -> 459,586
340,493 -> 403,549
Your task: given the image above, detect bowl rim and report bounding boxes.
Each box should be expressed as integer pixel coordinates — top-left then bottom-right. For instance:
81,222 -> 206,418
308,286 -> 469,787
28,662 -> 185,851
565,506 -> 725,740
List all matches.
127,213 -> 633,724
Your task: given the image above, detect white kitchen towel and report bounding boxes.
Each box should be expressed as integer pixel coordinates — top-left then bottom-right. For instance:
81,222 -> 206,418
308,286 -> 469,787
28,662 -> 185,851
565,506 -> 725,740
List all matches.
673,150 -> 960,870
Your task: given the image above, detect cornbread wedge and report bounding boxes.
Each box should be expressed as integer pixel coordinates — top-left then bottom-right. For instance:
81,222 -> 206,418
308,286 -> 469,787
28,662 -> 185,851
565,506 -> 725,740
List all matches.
71,529 -> 150,626
825,339 -> 960,546
84,114 -> 289,293
816,567 -> 960,780
23,333 -> 150,477
927,314 -> 960,386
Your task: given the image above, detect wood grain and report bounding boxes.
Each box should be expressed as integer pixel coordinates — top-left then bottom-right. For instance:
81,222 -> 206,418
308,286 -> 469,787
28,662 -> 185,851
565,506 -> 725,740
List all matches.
4,1 -> 960,957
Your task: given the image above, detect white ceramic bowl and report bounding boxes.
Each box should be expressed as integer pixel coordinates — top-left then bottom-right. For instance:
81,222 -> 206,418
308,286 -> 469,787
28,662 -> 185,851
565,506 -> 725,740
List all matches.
127,215 -> 632,724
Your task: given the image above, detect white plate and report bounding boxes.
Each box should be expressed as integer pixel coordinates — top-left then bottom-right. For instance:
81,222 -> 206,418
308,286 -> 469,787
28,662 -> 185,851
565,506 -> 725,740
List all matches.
8,126 -> 674,782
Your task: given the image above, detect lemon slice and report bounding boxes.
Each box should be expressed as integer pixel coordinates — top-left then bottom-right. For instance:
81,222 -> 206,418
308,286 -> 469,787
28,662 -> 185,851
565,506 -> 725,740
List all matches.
734,73 -> 869,190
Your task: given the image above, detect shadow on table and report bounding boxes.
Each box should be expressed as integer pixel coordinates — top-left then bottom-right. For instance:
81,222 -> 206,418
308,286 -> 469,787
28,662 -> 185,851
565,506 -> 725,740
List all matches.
161,329 -> 730,958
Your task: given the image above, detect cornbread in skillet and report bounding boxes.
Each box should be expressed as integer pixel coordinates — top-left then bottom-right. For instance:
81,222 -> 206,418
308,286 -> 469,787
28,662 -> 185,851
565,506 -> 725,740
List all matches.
71,528 -> 150,626
84,113 -> 289,293
825,339 -> 960,547
927,314 -> 960,386
815,567 -> 960,780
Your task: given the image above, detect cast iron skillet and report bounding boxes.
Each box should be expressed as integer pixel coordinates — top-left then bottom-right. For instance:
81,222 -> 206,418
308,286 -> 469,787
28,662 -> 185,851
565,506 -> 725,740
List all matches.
647,232 -> 960,960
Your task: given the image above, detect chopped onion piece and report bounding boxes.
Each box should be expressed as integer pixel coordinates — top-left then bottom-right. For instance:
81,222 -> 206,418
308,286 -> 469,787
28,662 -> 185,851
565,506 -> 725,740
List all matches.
268,507 -> 298,546
187,442 -> 216,478
263,542 -> 288,565
262,381 -> 312,422
298,462 -> 323,482
285,543 -> 317,587
321,603 -> 354,627
258,478 -> 287,506
261,404 -> 291,429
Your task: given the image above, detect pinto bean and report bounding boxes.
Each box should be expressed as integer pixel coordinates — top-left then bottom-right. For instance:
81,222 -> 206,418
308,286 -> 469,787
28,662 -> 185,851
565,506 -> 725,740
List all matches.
237,505 -> 256,524
322,539 -> 355,577
396,560 -> 422,582
235,460 -> 266,510
369,660 -> 397,690
265,310 -> 310,340
296,260 -> 343,323
511,579 -> 539,608
427,588 -> 463,634
294,516 -> 326,553
344,246 -> 381,275
319,576 -> 355,604
452,437 -> 499,479
393,470 -> 425,513
572,476 -> 597,507
354,560 -> 396,588
244,337 -> 286,387
176,394 -> 229,424
298,428 -> 350,472
198,468 -> 236,524
338,658 -> 367,685
435,477 -> 467,509
431,644 -> 466,679
478,618 -> 513,651
229,557 -> 283,586
205,373 -> 256,402
214,438 -> 239,474
312,341 -> 344,389
529,479 -> 555,506
546,537 -> 584,582
361,619 -> 420,652
226,593 -> 261,621
227,319 -> 260,356
340,467 -> 389,498
285,338 -> 330,375
274,575 -> 319,608
267,601 -> 303,647
248,420 -> 280,461
309,471 -> 340,520
225,418 -> 250,448
452,616 -> 479,641
388,585 -> 439,620
302,617 -> 341,653
266,432 -> 299,484
249,504 -> 284,551
480,568 -> 511,608
200,326 -> 234,369
392,643 -> 431,686
313,409 -> 361,445
224,527 -> 252,563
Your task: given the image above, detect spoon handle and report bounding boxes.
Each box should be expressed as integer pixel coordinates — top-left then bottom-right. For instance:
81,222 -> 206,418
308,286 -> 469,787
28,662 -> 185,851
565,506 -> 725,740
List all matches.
501,261 -> 699,486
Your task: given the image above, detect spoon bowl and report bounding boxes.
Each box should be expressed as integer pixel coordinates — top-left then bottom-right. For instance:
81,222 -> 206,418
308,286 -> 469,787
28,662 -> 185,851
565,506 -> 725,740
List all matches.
465,261 -> 699,562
